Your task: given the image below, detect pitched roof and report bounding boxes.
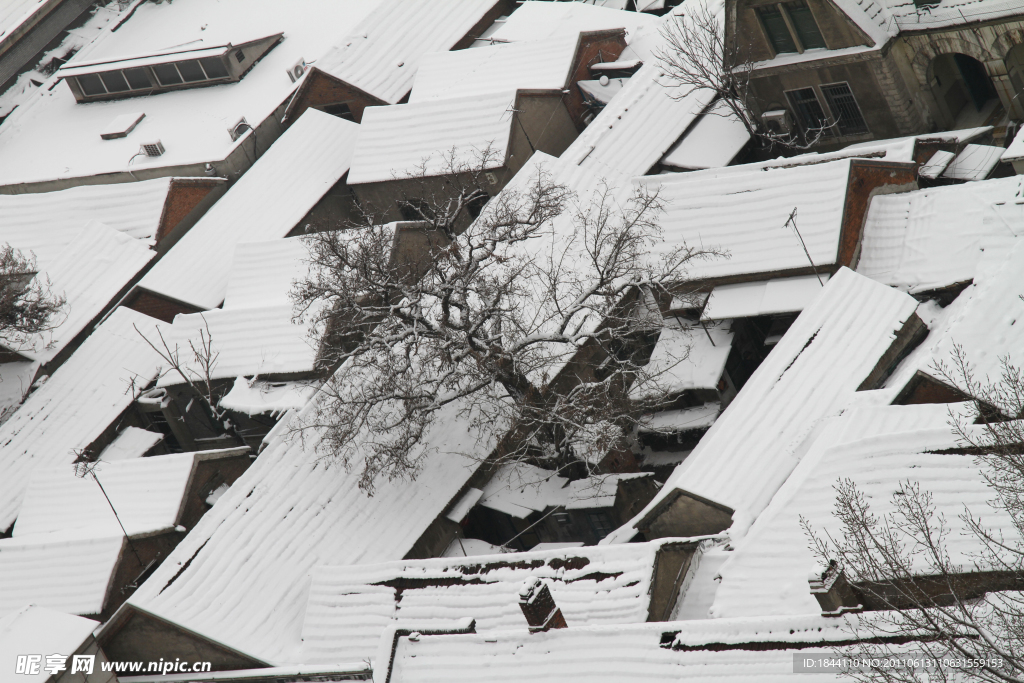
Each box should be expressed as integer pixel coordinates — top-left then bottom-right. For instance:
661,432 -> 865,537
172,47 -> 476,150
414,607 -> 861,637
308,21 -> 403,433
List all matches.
124,391 -> 499,662
637,159 -> 855,283
608,269 -> 920,542
0,0 -> 375,187
14,222 -> 155,364
300,539 -> 688,664
347,90 -> 516,186
0,605 -> 99,682
13,452 -> 199,538
0,307 -> 165,532
222,237 -> 311,310
409,35 -> 581,103
0,177 -> 173,271
486,1 -> 657,43
857,175 -> 1024,293
314,0 -> 502,104
135,109 -> 358,310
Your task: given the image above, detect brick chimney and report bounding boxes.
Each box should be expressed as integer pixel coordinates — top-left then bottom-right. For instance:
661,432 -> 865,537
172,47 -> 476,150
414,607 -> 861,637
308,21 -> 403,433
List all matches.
518,578 -> 568,632
808,561 -> 862,616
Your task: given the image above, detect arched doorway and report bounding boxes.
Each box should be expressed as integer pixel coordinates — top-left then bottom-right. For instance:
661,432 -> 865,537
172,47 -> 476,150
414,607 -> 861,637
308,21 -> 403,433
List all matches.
928,53 -> 1001,128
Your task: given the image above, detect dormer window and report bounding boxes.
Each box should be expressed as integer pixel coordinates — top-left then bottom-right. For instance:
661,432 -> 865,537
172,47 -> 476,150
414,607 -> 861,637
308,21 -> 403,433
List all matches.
57,34 -> 281,103
756,1 -> 826,55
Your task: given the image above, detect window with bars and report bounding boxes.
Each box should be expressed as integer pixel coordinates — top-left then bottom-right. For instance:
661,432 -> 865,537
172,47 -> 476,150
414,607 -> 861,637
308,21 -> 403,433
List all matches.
820,82 -> 869,135
785,87 -> 830,133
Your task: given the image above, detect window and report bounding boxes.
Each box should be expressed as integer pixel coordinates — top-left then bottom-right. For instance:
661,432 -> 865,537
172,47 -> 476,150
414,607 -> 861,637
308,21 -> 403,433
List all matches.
820,82 -> 869,135
756,1 -> 826,55
322,102 -> 354,120
200,56 -> 229,79
467,191 -> 490,219
587,511 -> 614,540
176,60 -> 206,82
784,1 -> 826,49
100,70 -> 130,93
757,5 -> 796,54
785,87 -> 830,133
124,68 -> 152,89
152,62 -> 183,86
398,198 -> 435,222
76,72 -> 105,96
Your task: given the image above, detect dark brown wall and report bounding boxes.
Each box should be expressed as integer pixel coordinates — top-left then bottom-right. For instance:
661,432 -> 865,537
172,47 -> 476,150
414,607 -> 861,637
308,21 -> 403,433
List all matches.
450,0 -> 514,50
565,30 -> 628,130
156,178 -> 225,244
293,173 -> 359,233
647,542 -> 699,621
285,68 -> 387,125
123,290 -> 202,324
893,370 -> 966,405
177,453 -> 253,532
98,532 -> 186,622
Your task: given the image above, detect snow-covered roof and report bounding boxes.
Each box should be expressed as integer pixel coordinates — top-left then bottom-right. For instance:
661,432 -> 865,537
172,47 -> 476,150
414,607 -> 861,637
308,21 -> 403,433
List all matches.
98,426 -> 164,462
0,606 -> 98,682
13,222 -> 155,364
222,238 -> 311,310
0,531 -> 125,618
135,109 -> 358,310
0,307 -> 165,532
410,35 -> 581,103
1001,124 -> 1024,162
560,62 -> 714,178
0,0 -> 53,49
124,389 -> 499,663
0,0 -> 377,188
347,90 -> 517,186
313,0 -> 500,105
0,177 -> 174,272
13,452 -> 200,538
609,269 -> 920,542
858,175 -> 1024,293
486,1 -> 657,43
701,275 -> 830,321
218,378 -> 316,418
638,159 -> 855,283
707,403 -> 995,619
634,318 -> 733,397
299,539 -> 686,664
660,100 -> 751,171
157,306 -> 316,383
940,144 -> 1003,181
382,616 -> 861,683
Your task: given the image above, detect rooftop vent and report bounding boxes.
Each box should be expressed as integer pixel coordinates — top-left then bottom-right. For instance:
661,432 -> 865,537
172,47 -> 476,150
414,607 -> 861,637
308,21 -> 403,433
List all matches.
228,117 -> 251,142
140,140 -> 165,157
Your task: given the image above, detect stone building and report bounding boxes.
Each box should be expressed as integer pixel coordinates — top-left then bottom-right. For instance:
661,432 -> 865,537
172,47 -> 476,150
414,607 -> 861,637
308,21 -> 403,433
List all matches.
725,0 -> 1024,148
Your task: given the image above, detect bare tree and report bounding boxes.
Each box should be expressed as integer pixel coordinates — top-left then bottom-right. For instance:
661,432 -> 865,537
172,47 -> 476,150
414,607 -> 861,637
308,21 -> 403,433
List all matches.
803,347 -> 1024,683
0,244 -> 66,349
292,151 -> 723,492
656,2 -> 835,150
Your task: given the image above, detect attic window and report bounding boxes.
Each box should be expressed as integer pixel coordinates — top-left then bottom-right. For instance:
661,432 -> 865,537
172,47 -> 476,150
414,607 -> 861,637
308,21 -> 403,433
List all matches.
57,34 -> 281,103
756,1 -> 826,55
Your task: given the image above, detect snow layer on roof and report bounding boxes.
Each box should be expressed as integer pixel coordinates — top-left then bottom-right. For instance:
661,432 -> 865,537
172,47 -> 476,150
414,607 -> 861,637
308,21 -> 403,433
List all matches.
941,144 -> 1003,181
857,176 -> 1024,293
0,606 -> 98,682
126,391 -> 497,663
410,35 -> 579,103
640,403 -> 720,433
1002,125 -> 1024,161
639,159 -> 853,282
609,268 -> 920,542
222,238 -> 311,310
157,306 -> 316,383
0,177 -> 171,271
702,275 -> 829,321
0,0 -> 377,187
478,463 -> 570,518
0,307 -> 165,531
384,619 -> 853,683
300,540 -> 677,664
16,222 -> 155,363
487,1 -> 657,43
710,407 -> 1000,618
98,426 -> 163,462
314,0 -> 500,105
633,318 -> 733,397
660,100 -> 751,170
0,0 -> 51,46
218,378 -> 316,418
347,90 -> 516,186
137,109 -> 358,310
0,531 -> 124,618
13,452 -> 197,538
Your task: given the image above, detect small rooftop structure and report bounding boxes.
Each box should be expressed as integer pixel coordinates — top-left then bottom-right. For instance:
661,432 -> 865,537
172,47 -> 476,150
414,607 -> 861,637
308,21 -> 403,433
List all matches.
128,108 -> 359,318
0,605 -> 99,683
285,0 -> 505,123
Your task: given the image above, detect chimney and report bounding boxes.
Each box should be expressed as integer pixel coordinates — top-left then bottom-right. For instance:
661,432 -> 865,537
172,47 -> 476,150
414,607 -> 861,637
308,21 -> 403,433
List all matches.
808,561 -> 862,617
518,578 -> 567,633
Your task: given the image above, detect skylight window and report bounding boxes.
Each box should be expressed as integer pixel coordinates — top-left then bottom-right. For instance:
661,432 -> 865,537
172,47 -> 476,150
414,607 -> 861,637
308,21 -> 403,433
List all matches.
57,34 -> 282,103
